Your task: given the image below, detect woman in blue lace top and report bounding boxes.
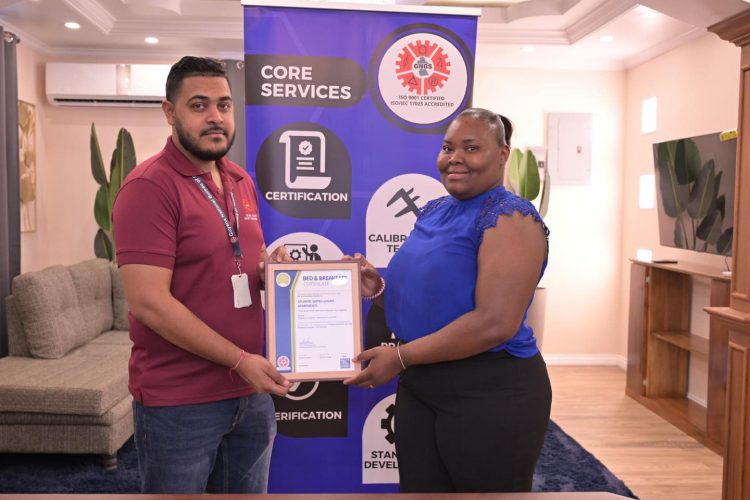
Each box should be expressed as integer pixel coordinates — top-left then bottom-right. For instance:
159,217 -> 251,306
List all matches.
344,108 -> 551,492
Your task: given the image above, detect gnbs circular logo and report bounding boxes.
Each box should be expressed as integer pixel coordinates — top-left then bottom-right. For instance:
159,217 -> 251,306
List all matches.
396,39 -> 450,95
370,24 -> 473,133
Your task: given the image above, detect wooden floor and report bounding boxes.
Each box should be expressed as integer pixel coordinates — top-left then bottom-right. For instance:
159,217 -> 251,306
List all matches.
548,366 -> 723,500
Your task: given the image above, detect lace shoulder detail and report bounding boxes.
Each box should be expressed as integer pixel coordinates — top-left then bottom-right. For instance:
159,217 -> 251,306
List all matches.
476,190 -> 550,245
417,195 -> 451,220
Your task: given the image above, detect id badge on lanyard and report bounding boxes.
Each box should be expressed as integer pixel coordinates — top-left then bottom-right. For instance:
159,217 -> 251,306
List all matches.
193,175 -> 252,308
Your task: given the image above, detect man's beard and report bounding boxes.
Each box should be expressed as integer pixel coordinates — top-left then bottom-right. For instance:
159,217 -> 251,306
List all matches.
176,123 -> 235,162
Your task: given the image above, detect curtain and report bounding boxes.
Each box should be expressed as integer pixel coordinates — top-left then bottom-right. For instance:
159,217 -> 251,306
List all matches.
224,59 -> 245,167
0,26 -> 20,357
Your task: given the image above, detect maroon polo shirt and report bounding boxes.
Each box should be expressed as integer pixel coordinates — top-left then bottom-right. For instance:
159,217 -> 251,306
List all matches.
113,137 -> 265,406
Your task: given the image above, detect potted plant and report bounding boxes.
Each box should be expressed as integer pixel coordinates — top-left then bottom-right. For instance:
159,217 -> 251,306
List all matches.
90,124 -> 137,262
506,147 -> 550,348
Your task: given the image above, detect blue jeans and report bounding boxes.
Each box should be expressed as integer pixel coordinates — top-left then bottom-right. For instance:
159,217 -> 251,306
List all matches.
132,394 -> 276,493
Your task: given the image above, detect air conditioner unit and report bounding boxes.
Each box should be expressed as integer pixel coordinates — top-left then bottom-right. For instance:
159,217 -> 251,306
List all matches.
46,63 -> 170,107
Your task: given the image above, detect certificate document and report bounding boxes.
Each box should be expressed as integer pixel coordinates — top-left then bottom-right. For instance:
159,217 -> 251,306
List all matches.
265,261 -> 363,381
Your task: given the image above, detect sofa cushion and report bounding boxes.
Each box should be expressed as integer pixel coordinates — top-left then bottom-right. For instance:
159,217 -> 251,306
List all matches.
12,266 -> 90,359
69,259 -> 114,336
0,341 -> 130,416
111,265 -> 129,331
0,395 -> 132,426
5,295 -> 30,357
12,259 -> 115,359
88,329 -> 131,346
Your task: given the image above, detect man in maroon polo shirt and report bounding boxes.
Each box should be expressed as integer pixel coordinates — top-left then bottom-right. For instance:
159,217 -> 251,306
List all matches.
112,56 -> 290,494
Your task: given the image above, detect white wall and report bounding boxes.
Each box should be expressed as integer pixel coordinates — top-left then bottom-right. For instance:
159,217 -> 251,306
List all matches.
17,44 -> 170,273
621,33 -> 740,399
472,62 -> 626,360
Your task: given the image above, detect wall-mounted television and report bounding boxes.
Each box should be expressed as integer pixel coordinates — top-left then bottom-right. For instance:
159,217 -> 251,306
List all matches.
652,132 -> 736,256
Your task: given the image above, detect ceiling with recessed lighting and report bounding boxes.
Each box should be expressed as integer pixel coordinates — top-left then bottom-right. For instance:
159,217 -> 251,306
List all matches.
0,0 -> 748,69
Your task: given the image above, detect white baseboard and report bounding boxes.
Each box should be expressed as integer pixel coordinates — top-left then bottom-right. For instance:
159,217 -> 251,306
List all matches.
542,354 -> 627,369
687,393 -> 707,408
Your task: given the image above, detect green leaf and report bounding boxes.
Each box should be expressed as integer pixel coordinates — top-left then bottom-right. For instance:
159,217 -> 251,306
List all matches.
655,141 -> 689,218
507,148 -> 523,194
687,159 -> 716,220
90,123 -> 108,187
537,166 -> 550,218
518,149 -> 540,201
109,149 -> 122,212
718,228 -> 733,255
114,128 -> 137,182
674,138 -> 701,184
696,209 -> 722,245
108,129 -> 136,211
656,141 -> 676,173
94,228 -> 114,261
506,148 -> 540,201
673,218 -> 687,248
714,194 -> 726,220
94,185 -> 111,231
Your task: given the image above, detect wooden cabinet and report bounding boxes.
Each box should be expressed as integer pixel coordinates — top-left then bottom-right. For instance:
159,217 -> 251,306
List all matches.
708,9 -> 750,498
626,260 -> 730,454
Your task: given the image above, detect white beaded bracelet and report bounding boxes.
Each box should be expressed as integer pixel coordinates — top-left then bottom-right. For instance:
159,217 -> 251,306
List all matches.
363,276 -> 385,301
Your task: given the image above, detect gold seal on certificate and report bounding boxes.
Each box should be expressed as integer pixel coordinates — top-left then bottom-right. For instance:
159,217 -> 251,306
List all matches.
265,260 -> 363,381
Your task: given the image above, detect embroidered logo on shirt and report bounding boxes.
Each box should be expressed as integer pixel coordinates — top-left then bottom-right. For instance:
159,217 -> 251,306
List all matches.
242,198 -> 259,221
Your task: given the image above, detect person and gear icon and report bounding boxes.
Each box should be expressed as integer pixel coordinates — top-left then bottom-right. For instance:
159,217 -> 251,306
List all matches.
285,243 -> 322,261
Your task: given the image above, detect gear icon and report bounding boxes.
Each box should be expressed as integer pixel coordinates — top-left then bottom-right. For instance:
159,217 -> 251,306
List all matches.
289,249 -> 302,261
380,403 -> 396,444
395,39 -> 451,95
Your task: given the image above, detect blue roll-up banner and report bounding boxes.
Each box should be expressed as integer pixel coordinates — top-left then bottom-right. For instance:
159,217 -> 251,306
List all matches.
242,0 -> 479,492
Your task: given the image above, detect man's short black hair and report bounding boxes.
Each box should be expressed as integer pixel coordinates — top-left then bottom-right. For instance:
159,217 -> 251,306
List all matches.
165,56 -> 230,101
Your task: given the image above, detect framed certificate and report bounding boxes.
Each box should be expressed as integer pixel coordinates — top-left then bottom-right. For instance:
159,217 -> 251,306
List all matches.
265,260 -> 363,381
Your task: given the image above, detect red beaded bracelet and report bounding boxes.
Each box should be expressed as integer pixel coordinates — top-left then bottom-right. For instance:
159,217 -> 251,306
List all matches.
363,277 -> 385,301
230,350 -> 250,372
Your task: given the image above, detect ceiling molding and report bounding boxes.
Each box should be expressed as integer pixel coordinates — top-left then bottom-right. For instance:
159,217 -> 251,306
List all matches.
64,0 -> 117,34
0,18 -> 53,54
434,0 -> 583,24
121,0 -> 182,15
38,44 -> 243,62
623,27 -> 706,69
477,27 -> 570,44
565,0 -> 634,44
113,20 -> 244,39
503,0 -> 584,23
708,6 -> 750,47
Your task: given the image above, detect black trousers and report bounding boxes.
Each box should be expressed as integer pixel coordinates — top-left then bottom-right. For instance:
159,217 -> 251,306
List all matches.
395,350 -> 552,493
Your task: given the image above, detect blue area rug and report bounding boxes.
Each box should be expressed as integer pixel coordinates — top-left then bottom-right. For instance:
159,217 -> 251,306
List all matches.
0,420 -> 636,496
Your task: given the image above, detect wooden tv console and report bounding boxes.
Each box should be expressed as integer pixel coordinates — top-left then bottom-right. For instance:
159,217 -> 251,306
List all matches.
626,259 -> 730,454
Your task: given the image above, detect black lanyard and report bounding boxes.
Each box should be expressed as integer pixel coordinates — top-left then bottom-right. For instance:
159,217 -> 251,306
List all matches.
192,175 -> 242,264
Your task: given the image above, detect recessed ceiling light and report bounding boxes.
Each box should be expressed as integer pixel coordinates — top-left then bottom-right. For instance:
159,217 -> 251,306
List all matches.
599,35 -> 614,43
64,22 -> 80,30
521,45 -> 536,53
144,37 -> 159,44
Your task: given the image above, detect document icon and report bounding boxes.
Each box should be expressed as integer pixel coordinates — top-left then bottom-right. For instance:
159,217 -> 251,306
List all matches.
280,131 -> 331,190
